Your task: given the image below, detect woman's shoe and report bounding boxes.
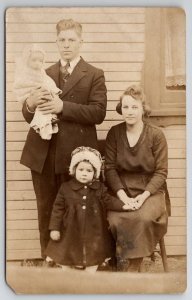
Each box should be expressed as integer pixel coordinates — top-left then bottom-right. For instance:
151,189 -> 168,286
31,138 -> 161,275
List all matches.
116,258 -> 129,272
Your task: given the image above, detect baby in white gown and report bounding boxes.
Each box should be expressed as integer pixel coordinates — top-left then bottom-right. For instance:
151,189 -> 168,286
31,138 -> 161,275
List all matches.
13,44 -> 62,140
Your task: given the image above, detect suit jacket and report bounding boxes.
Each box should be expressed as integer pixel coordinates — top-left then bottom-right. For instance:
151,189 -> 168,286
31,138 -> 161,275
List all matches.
20,58 -> 107,174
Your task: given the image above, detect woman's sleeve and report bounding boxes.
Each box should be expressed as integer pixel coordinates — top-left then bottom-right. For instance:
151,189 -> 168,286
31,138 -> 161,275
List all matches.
104,127 -> 125,193
49,185 -> 66,231
145,128 -> 168,194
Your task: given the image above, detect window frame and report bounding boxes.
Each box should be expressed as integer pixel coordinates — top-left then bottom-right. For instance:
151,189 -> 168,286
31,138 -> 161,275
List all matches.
144,8 -> 186,118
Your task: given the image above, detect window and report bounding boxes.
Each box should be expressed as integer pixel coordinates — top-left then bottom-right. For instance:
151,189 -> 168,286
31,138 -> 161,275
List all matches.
144,8 -> 186,120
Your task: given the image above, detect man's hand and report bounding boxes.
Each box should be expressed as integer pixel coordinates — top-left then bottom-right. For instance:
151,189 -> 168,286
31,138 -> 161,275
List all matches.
38,94 -> 63,114
26,87 -> 53,112
50,230 -> 60,241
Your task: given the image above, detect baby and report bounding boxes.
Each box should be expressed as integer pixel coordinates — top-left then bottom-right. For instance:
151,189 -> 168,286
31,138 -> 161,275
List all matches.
13,44 -> 62,140
45,146 -> 128,273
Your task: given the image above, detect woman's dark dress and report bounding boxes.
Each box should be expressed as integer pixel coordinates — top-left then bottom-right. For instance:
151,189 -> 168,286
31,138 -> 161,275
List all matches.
105,122 -> 169,259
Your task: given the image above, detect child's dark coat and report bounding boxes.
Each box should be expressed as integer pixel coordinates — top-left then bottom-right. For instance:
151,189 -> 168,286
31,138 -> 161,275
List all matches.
45,178 -> 124,266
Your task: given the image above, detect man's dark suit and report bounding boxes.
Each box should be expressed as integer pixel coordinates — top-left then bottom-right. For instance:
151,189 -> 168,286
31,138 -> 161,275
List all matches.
20,58 -> 107,257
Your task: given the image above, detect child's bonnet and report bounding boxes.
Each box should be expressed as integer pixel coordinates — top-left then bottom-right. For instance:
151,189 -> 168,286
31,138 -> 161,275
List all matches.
69,146 -> 103,179
13,44 -> 61,103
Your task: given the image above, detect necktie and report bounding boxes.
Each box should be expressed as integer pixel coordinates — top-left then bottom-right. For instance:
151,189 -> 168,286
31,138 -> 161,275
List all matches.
60,61 -> 70,82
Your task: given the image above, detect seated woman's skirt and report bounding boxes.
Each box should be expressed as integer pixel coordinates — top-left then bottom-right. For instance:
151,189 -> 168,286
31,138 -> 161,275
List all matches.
107,192 -> 168,259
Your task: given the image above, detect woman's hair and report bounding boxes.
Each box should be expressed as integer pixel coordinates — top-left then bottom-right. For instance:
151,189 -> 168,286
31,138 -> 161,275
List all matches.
56,19 -> 82,37
116,85 -> 151,117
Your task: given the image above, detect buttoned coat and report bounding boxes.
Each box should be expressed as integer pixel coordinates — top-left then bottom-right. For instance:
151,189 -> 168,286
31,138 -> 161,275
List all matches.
20,58 -> 107,174
45,179 -> 125,266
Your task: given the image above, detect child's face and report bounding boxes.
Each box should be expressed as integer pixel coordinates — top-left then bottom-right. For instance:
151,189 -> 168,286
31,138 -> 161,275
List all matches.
75,161 -> 94,184
27,51 -> 44,70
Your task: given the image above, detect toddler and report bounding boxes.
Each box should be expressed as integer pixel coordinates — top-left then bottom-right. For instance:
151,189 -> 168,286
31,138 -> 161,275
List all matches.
13,44 -> 62,140
45,146 -> 127,273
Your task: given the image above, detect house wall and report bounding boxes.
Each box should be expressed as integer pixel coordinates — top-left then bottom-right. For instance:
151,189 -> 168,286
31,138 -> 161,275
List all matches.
6,7 -> 186,260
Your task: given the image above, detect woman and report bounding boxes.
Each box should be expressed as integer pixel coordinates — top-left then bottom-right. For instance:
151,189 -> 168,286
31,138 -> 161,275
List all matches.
105,85 -> 169,272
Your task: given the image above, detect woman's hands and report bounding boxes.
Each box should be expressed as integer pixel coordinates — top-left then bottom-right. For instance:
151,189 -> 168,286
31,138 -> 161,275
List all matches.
117,189 -> 151,211
133,191 -> 150,209
117,189 -> 137,211
50,230 -> 60,241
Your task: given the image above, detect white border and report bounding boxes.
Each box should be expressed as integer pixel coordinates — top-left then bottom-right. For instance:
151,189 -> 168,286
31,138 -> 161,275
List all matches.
1,0 -> 192,299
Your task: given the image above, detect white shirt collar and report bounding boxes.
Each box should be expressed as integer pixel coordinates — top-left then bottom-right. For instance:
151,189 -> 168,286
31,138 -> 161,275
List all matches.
60,56 -> 81,73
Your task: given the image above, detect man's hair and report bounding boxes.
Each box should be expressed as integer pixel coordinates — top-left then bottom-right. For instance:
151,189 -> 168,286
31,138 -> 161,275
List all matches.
56,19 -> 82,37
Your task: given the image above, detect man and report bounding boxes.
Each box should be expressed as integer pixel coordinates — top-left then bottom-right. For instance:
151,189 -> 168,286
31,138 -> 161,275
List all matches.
20,19 -> 107,259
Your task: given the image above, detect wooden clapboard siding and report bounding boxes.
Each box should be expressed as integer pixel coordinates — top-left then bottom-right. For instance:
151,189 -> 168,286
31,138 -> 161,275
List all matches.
7,220 -> 38,230
6,7 -> 186,261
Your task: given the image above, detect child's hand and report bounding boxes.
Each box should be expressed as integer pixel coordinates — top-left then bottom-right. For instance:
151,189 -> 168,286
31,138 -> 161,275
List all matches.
50,230 -> 60,241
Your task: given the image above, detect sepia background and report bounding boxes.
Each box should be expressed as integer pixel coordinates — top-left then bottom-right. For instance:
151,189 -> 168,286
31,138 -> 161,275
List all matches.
6,7 -> 186,263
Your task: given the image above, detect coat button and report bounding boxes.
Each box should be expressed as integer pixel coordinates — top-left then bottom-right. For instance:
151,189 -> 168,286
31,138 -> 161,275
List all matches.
84,186 -> 87,189
82,205 -> 86,209
83,196 -> 86,200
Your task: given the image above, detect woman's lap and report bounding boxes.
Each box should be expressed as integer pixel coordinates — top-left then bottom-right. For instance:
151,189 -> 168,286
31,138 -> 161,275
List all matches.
108,192 -> 166,224
107,192 -> 168,258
